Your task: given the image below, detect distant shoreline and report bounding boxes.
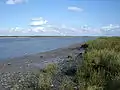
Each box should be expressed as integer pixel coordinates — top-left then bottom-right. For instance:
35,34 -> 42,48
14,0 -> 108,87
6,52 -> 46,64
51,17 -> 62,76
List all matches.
0,36 -> 91,38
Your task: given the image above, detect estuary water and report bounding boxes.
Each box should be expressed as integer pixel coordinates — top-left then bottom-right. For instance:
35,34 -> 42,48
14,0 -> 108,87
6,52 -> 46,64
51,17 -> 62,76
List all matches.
0,37 -> 95,60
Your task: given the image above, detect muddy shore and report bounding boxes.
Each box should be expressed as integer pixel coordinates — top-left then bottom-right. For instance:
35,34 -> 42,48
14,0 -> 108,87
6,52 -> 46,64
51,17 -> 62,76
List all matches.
0,43 -> 84,90
0,43 -> 84,73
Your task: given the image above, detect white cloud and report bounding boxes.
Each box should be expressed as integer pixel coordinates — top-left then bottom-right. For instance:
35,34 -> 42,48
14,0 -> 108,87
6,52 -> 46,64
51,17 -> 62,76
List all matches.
101,24 -> 120,31
29,22 -> 102,36
31,17 -> 43,21
5,17 -> 120,36
68,6 -> 83,12
6,0 -> 27,4
31,27 -> 45,32
9,27 -> 24,32
30,17 -> 48,26
30,20 -> 48,26
5,24 -> 119,36
100,24 -> 120,36
29,17 -> 63,34
3,16 -> 103,36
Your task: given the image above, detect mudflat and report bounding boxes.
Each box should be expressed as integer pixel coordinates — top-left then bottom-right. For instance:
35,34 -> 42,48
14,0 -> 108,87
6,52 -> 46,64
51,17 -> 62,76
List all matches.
0,42 -> 85,90
0,43 -> 83,73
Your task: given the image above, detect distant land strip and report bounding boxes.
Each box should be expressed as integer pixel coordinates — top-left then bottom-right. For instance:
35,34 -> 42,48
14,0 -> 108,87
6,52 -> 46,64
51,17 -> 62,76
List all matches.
0,36 -> 91,38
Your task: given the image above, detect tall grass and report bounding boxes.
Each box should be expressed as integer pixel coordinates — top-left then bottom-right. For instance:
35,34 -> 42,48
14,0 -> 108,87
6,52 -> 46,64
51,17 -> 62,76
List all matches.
37,63 -> 57,90
36,37 -> 120,90
59,76 -> 75,90
87,37 -> 120,52
77,37 -> 120,90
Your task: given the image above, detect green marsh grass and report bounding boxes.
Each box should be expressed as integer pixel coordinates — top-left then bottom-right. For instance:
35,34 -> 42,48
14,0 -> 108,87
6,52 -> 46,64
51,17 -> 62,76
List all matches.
76,37 -> 120,90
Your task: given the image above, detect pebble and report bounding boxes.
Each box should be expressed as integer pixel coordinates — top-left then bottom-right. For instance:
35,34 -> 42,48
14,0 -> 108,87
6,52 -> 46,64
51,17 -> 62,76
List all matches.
27,64 -> 30,67
51,84 -> 54,87
7,63 -> 11,65
0,71 -> 38,89
40,56 -> 43,58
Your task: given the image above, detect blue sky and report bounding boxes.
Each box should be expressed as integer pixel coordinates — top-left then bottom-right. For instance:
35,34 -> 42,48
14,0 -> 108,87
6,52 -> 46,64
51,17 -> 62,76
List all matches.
0,0 -> 120,36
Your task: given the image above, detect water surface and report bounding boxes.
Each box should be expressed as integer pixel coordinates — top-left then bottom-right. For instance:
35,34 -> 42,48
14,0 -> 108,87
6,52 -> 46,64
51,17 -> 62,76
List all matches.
0,37 -> 95,60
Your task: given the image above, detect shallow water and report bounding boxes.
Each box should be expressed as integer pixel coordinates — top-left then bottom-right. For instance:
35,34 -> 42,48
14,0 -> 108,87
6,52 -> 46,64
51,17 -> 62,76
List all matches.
0,37 -> 95,60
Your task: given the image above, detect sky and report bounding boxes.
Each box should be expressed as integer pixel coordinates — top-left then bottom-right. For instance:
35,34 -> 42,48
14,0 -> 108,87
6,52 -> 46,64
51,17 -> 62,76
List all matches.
0,0 -> 120,36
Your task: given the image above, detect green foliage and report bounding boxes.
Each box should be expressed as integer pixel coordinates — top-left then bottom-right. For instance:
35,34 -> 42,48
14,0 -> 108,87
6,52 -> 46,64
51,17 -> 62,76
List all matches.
44,63 -> 58,75
38,73 -> 52,90
87,37 -> 120,52
77,37 -> 120,90
59,76 -> 76,90
37,63 -> 57,90
59,58 -> 77,76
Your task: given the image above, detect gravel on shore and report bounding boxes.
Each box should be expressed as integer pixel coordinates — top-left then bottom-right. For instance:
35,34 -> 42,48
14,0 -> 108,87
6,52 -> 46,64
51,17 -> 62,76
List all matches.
0,43 -> 84,90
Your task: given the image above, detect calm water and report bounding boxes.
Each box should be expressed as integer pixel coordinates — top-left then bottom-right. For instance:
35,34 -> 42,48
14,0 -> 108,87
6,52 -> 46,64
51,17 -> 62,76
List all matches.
0,37 -> 95,60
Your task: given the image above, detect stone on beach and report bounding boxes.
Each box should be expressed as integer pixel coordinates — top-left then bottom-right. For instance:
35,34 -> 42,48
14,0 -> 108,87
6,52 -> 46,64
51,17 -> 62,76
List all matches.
7,63 -> 11,65
40,56 -> 43,58
80,43 -> 89,49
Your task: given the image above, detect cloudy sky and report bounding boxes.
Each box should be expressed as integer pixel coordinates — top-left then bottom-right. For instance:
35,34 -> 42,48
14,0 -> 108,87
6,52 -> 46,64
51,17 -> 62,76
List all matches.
0,0 -> 120,36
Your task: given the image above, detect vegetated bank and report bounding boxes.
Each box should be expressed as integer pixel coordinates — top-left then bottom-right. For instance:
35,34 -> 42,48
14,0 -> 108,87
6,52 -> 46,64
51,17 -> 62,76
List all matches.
76,37 -> 120,90
38,37 -> 120,90
1,37 -> 120,90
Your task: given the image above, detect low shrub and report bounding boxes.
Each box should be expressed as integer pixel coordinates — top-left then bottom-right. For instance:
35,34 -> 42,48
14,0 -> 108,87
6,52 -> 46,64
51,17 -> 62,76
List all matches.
59,76 -> 76,90
43,63 -> 58,75
76,49 -> 120,89
38,73 -> 53,90
87,37 -> 120,52
37,63 -> 57,90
